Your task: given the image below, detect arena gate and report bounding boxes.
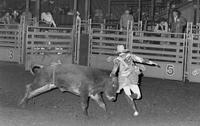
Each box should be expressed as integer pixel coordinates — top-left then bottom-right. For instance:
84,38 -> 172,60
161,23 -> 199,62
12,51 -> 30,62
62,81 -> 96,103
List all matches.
0,24 -> 23,64
25,25 -> 80,70
88,28 -> 187,81
186,33 -> 200,83
129,31 -> 186,81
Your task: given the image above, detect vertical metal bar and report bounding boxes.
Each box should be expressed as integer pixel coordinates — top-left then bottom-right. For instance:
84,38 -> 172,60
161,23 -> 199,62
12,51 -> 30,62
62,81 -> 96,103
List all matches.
183,33 -> 187,82
128,31 -> 133,52
25,0 -> 30,24
77,18 -> 81,64
151,0 -> 155,29
108,0 -> 111,15
87,29 -> 92,66
197,0 -> 200,23
88,0 -> 91,18
72,0 -> 78,64
25,26 -> 29,70
167,1 -> 170,24
85,0 -> 88,20
26,0 -> 29,13
18,24 -> 22,64
138,0 -> 141,22
186,34 -> 193,82
35,0 -> 40,21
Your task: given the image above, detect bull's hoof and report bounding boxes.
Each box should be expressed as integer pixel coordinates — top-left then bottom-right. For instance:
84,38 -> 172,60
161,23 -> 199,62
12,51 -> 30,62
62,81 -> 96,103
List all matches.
83,110 -> 89,117
133,111 -> 139,117
18,98 -> 27,108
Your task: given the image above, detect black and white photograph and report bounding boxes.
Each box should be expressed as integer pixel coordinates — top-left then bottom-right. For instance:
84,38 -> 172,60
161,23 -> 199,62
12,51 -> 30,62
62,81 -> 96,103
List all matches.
0,0 -> 199,126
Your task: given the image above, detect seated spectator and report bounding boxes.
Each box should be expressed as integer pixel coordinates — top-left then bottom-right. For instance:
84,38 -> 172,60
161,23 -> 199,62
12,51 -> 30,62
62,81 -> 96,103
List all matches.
11,10 -> 20,23
154,18 -> 168,32
120,9 -> 134,30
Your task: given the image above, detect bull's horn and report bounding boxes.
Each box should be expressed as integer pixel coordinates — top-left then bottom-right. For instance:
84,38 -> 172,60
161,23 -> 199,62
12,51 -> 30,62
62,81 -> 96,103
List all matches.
30,64 -> 44,75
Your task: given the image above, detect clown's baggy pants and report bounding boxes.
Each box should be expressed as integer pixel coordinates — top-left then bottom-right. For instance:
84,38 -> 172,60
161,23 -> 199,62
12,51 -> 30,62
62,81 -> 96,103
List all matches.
117,70 -> 141,99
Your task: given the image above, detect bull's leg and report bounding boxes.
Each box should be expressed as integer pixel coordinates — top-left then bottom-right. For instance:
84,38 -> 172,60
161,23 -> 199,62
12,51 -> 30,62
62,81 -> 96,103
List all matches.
90,93 -> 106,112
123,86 -> 139,117
80,91 -> 89,116
19,83 -> 57,106
19,83 -> 32,106
27,83 -> 56,99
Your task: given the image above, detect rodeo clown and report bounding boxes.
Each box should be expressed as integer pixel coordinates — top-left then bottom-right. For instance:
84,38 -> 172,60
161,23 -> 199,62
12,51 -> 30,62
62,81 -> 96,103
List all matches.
108,45 -> 160,100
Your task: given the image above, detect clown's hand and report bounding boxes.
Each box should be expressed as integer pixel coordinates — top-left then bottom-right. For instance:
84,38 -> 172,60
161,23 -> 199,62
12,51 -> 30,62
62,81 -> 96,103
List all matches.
157,64 -> 161,68
137,64 -> 146,71
149,61 -> 161,68
151,63 -> 161,68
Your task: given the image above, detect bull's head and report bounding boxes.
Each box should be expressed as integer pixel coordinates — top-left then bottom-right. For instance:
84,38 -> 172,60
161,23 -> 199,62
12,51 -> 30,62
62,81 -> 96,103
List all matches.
104,76 -> 119,101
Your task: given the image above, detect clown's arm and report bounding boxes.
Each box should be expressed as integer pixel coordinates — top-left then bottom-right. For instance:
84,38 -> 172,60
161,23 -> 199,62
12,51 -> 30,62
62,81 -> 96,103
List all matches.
131,54 -> 160,68
106,54 -> 160,68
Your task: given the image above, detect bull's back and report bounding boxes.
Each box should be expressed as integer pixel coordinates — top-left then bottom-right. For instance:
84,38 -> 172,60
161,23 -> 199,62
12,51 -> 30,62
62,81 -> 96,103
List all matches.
55,64 -> 109,86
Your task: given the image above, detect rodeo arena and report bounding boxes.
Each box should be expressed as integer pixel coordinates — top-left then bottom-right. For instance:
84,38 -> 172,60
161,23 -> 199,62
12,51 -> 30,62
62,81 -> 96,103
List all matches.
1,0 -> 200,126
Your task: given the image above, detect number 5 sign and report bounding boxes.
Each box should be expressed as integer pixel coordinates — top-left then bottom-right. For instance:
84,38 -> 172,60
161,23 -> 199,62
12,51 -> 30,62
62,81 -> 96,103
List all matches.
166,64 -> 175,76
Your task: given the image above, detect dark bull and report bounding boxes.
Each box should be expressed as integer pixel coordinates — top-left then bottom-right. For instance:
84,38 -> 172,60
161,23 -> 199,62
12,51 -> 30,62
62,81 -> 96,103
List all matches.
19,63 -> 118,116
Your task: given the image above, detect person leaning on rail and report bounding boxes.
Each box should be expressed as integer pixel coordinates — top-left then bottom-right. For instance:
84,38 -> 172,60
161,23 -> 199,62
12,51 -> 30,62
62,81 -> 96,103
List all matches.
154,18 -> 168,33
154,18 -> 170,44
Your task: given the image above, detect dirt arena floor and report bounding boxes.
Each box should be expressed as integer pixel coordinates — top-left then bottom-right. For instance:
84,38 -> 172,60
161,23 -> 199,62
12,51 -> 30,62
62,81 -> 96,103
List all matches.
0,62 -> 200,126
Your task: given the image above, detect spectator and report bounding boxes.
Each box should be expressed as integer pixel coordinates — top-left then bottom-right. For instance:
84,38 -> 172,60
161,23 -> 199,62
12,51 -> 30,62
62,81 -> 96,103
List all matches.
120,9 -> 134,30
1,12 -> 11,24
170,9 -> 187,33
154,18 -> 168,32
93,9 -> 104,24
41,12 -> 56,27
21,10 -> 32,25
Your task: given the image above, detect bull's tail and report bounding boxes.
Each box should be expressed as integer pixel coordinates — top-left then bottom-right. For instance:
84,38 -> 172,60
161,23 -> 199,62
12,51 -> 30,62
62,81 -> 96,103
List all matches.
30,64 -> 44,75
